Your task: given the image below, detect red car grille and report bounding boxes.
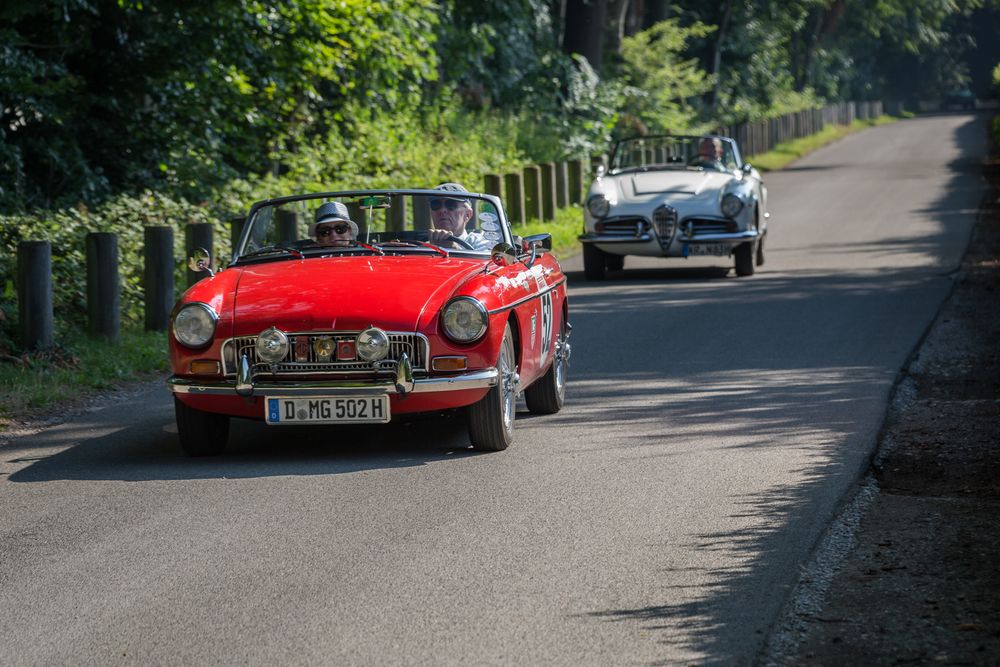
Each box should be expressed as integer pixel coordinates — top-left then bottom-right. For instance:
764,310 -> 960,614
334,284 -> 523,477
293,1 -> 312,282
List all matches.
222,331 -> 429,375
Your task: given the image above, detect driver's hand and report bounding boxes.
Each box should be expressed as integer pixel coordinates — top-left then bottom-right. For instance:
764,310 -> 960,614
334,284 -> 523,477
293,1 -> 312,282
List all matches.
428,229 -> 452,245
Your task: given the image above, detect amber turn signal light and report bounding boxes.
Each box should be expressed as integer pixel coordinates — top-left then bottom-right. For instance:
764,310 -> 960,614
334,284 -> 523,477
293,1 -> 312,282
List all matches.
189,360 -> 221,375
432,356 -> 468,371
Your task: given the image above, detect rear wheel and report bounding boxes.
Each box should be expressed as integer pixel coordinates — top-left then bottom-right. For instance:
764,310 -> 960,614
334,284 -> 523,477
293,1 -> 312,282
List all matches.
583,244 -> 606,281
174,396 -> 229,456
734,241 -> 755,277
605,253 -> 624,272
524,316 -> 570,414
468,323 -> 517,451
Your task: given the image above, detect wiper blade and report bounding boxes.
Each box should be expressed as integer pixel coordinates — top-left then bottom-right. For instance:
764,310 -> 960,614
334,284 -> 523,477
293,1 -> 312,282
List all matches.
239,243 -> 303,259
380,240 -> 449,257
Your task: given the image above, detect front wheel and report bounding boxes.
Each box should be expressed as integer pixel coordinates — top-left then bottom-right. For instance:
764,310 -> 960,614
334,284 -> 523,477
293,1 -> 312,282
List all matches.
734,241 -> 755,277
524,316 -> 570,414
605,253 -> 624,272
174,396 -> 229,456
583,244 -> 606,281
468,323 -> 517,451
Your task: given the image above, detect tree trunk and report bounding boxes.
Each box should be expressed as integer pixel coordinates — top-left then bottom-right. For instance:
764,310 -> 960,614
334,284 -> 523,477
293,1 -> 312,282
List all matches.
563,0 -> 608,70
710,0 -> 734,110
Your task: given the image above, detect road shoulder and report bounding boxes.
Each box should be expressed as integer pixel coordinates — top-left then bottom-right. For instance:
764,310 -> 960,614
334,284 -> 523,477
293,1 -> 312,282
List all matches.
767,123 -> 1000,665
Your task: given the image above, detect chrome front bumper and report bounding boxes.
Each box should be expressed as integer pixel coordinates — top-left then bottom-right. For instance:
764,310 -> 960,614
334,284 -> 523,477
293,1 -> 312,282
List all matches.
578,232 -> 654,244
169,351 -> 499,398
167,368 -> 499,397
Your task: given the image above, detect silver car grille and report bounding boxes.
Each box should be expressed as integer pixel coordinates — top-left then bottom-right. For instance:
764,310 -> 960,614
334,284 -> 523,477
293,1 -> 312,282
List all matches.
222,331 -> 429,375
682,218 -> 738,237
652,206 -> 677,246
595,216 -> 648,237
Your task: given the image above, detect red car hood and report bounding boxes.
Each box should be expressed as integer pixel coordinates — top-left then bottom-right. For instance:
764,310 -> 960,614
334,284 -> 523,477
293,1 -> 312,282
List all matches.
232,255 -> 484,335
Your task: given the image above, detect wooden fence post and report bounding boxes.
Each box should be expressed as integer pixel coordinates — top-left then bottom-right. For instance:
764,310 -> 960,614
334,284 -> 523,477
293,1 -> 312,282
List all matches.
276,209 -> 301,243
86,232 -> 120,342
539,162 -> 557,221
413,198 -> 431,230
17,241 -> 53,350
567,159 -> 583,205
483,174 -> 503,201
503,172 -> 525,225
523,165 -> 542,221
554,161 -> 570,209
185,223 -> 213,287
144,226 -> 174,332
389,196 -> 407,231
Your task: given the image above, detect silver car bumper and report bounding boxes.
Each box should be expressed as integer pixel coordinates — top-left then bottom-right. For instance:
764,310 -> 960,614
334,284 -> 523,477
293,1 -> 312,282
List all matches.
167,369 -> 499,397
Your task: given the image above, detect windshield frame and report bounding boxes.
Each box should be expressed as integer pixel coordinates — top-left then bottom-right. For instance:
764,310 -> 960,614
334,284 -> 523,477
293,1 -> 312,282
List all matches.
608,134 -> 744,175
233,189 -> 512,264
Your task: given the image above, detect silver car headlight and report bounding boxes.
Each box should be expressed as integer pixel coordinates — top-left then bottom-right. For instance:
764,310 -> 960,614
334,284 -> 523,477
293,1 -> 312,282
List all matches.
442,297 -> 488,343
356,327 -> 390,362
256,327 -> 289,363
587,194 -> 611,219
172,303 -> 218,348
721,193 -> 744,218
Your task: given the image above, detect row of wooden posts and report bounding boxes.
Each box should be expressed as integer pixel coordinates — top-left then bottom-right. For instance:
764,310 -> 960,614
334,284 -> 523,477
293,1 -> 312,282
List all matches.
14,156 -> 594,351
17,224 -> 219,351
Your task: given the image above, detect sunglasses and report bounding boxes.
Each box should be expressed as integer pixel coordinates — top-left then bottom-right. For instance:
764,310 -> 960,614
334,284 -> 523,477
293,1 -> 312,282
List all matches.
430,199 -> 465,211
317,224 -> 350,236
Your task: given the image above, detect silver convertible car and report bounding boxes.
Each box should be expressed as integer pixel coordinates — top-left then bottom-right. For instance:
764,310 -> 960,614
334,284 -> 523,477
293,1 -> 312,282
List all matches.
579,134 -> 768,279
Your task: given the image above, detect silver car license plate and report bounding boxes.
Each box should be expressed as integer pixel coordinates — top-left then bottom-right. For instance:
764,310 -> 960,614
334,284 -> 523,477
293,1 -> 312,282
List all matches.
686,243 -> 731,257
265,396 -> 390,424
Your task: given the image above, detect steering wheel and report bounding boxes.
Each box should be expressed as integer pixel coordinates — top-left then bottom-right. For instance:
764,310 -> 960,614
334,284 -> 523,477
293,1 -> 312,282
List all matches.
416,230 -> 475,250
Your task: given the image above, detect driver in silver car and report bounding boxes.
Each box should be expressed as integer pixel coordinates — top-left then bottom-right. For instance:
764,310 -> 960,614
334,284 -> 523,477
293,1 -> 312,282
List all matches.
427,182 -> 493,251
691,137 -> 727,171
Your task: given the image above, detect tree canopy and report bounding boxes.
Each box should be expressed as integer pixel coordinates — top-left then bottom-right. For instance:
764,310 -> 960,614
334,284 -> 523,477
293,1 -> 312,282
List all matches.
1,0 -> 998,211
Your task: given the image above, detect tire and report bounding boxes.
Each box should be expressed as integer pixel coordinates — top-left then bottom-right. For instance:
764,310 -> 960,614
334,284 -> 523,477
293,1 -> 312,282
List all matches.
468,323 -> 517,451
524,315 -> 569,415
734,241 -> 755,277
583,243 -> 606,281
755,233 -> 765,266
605,253 -> 624,272
174,396 -> 230,456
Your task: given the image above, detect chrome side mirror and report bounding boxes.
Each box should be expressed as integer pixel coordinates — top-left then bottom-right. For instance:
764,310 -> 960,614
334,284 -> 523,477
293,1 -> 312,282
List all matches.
522,233 -> 552,253
595,163 -> 607,178
187,247 -> 215,277
742,163 -> 753,174
490,242 -> 518,267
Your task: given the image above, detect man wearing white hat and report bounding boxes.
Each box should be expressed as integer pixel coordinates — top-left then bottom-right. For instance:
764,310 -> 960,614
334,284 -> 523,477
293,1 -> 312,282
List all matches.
427,183 -> 492,251
310,201 -> 358,247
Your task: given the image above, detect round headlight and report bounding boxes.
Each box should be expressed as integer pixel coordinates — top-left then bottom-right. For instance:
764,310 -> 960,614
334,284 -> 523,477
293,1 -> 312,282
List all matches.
172,303 -> 218,348
587,194 -> 611,218
442,297 -> 488,343
356,327 -> 390,362
256,327 -> 289,363
721,193 -> 744,218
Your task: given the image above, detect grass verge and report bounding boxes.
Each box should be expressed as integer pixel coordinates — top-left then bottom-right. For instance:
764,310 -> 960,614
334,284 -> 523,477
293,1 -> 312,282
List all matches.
0,328 -> 168,430
749,115 -> 898,171
511,204 -> 584,261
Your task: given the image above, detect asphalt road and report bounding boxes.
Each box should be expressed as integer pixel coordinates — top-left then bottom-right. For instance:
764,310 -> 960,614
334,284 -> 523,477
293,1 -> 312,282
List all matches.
0,112 -> 987,666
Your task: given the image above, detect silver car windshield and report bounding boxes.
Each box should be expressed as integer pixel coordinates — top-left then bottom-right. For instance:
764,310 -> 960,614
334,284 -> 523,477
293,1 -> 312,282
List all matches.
611,136 -> 740,173
236,192 -> 509,260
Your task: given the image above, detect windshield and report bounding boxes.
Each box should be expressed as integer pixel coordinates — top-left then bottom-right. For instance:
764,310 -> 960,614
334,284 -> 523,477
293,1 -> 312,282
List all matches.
235,191 -> 509,262
610,136 -> 740,173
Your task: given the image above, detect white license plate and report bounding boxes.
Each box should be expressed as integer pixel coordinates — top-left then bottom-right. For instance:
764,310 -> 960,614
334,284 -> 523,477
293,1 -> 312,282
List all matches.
265,396 -> 390,424
686,243 -> 731,257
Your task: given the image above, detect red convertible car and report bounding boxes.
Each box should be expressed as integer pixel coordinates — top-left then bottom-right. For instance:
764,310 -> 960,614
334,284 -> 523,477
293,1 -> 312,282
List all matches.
167,188 -> 570,456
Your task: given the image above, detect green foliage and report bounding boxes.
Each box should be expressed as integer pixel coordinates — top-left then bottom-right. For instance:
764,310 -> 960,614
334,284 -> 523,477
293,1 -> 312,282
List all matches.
618,19 -> 715,133
0,328 -> 168,422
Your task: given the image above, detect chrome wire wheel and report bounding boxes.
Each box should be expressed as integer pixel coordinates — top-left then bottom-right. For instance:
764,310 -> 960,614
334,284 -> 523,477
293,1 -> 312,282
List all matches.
499,335 -> 516,433
468,323 -> 517,451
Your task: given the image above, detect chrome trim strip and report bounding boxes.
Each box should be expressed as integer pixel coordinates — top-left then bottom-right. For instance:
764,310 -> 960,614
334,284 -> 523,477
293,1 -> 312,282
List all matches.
486,278 -> 567,315
579,233 -> 654,244
680,230 -> 760,244
167,369 -> 498,397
